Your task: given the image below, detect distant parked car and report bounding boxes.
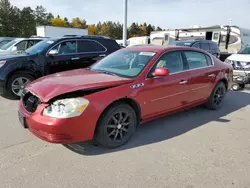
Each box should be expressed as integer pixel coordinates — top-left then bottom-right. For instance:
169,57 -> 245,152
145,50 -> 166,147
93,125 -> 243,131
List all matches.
169,40 -> 220,58
0,37 -> 43,53
18,45 -> 233,149
0,35 -> 121,98
0,37 -> 15,48
224,43 -> 250,90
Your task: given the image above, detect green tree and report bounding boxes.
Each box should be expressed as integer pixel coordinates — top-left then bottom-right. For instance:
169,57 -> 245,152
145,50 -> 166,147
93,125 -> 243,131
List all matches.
46,13 -> 54,24
156,26 -> 163,31
128,22 -> 141,37
0,0 -> 21,36
63,17 -> 70,27
113,22 -> 123,39
146,24 -> 154,36
96,21 -> 102,35
20,7 -> 36,37
34,5 -> 47,26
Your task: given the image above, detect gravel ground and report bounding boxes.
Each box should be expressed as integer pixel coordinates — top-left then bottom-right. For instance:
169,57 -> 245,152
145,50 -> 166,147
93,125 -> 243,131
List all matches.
0,88 -> 250,188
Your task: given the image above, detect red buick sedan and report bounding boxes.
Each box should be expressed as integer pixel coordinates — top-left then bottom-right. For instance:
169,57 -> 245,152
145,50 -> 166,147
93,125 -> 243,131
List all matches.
18,46 -> 233,148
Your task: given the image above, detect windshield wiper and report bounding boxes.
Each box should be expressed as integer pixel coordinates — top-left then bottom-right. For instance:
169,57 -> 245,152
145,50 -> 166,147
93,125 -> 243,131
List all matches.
95,70 -> 118,76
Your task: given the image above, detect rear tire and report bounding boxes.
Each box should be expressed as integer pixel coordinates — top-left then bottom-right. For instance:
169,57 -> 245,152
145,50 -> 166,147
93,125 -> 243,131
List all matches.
206,82 -> 226,110
6,73 -> 34,99
94,102 -> 137,149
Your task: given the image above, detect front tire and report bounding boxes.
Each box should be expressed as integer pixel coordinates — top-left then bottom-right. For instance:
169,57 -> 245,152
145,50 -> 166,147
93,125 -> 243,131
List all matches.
6,73 -> 34,99
232,83 -> 240,91
94,103 -> 137,149
206,82 -> 227,110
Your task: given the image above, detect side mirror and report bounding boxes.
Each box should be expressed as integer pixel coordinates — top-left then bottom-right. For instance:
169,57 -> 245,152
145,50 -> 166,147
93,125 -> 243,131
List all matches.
48,49 -> 58,56
152,67 -> 169,77
11,46 -> 17,52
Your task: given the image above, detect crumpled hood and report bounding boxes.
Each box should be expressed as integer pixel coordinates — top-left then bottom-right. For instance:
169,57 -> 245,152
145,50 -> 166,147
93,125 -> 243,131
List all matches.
26,69 -> 134,103
227,54 -> 250,62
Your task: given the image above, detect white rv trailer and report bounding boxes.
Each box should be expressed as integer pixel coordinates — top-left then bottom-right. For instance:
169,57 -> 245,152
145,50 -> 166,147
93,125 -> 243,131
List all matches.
127,36 -> 151,47
116,39 -> 129,47
150,25 -> 250,60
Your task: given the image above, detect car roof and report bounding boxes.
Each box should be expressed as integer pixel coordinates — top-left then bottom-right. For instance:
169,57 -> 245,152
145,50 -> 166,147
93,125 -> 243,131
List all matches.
172,39 -> 217,44
123,45 -> 200,53
47,35 -> 113,41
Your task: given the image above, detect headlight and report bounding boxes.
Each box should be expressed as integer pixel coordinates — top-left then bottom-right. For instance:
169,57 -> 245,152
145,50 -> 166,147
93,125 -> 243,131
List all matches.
0,61 -> 6,68
43,97 -> 89,118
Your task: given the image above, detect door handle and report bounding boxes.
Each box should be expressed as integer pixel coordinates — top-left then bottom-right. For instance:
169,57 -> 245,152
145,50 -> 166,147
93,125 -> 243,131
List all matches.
208,74 -> 216,78
99,54 -> 106,57
179,80 -> 188,85
71,57 -> 80,60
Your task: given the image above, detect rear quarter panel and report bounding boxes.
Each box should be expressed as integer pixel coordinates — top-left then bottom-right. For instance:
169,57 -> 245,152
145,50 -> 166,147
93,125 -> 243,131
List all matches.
212,56 -> 233,90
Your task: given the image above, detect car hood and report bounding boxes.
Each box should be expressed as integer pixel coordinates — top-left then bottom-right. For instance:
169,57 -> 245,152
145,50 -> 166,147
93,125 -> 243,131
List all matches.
26,69 -> 134,103
227,54 -> 250,62
0,52 -> 28,60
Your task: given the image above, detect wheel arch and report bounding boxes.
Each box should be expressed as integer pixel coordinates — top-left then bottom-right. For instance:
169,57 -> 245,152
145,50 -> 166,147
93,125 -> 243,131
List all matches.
5,68 -> 41,89
219,77 -> 228,90
94,97 -> 142,133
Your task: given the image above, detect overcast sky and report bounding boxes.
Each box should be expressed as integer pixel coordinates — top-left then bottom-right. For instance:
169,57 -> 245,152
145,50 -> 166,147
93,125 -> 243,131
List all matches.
10,0 -> 249,29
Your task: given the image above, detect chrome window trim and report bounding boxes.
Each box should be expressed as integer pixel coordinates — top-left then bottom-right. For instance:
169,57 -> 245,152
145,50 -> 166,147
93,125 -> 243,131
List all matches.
145,49 -> 215,80
45,38 -> 107,57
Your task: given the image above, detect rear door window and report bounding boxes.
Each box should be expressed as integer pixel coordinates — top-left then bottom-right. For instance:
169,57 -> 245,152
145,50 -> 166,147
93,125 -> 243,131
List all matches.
78,40 -> 106,53
200,43 -> 210,51
184,51 -> 209,69
209,42 -> 219,50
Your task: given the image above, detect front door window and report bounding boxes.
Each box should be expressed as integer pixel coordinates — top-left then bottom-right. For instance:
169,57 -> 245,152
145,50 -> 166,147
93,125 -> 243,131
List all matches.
50,41 -> 77,55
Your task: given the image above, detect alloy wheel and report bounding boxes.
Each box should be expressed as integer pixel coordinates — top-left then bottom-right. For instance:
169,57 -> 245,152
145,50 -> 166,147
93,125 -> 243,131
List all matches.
11,77 -> 31,96
106,111 -> 131,141
213,86 -> 225,106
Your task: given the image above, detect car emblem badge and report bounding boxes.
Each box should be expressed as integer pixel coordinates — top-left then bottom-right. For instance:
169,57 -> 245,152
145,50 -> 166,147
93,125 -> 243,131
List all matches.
130,83 -> 144,89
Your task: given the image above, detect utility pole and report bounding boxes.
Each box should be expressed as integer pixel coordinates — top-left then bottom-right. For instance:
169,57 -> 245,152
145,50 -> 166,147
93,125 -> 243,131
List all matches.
123,0 -> 128,46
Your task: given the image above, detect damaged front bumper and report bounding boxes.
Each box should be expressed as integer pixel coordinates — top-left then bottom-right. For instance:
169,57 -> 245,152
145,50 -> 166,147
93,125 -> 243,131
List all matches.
18,99 -> 100,144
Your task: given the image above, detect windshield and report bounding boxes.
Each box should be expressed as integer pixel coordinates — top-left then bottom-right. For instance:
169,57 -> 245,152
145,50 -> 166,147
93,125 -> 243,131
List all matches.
0,39 -> 13,48
90,50 -> 157,78
239,45 -> 250,54
25,39 -> 55,55
0,39 -> 18,50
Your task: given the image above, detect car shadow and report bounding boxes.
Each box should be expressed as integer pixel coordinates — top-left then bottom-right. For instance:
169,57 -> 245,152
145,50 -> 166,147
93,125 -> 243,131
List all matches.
0,94 -> 19,101
243,87 -> 250,91
63,90 -> 250,155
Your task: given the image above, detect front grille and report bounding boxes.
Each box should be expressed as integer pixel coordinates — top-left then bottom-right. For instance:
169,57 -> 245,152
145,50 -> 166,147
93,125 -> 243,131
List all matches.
21,90 -> 41,113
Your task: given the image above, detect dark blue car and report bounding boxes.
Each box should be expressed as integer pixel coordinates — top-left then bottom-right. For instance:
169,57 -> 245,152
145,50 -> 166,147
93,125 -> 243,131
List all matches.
169,40 -> 220,58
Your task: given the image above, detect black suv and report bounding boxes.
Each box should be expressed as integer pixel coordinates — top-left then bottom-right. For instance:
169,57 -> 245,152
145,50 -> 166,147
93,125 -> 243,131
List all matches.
169,40 -> 220,58
0,35 -> 121,98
